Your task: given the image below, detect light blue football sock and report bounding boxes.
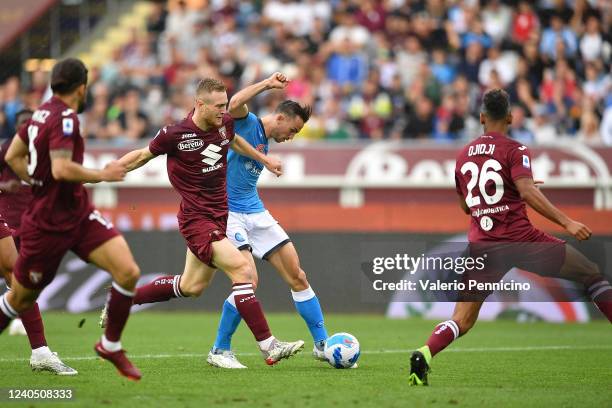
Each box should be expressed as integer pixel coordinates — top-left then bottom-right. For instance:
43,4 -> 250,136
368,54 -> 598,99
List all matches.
213,299 -> 242,351
292,286 -> 328,344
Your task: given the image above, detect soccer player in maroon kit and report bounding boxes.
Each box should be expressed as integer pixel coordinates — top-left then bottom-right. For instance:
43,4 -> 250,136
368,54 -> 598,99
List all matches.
0,109 -> 77,375
0,58 -> 144,381
409,89 -> 612,386
105,78 -> 304,364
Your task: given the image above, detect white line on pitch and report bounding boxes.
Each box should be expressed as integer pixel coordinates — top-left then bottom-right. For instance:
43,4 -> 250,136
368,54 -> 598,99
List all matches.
1,345 -> 611,363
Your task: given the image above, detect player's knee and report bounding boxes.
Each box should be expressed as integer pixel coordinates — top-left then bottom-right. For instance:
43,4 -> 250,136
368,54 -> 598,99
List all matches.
230,260 -> 255,284
114,263 -> 140,289
8,293 -> 36,314
288,268 -> 308,291
181,280 -> 208,297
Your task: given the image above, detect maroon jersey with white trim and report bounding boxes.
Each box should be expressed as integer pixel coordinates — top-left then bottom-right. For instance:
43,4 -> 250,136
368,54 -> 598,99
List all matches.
455,132 -> 537,242
17,96 -> 91,232
149,111 -> 235,219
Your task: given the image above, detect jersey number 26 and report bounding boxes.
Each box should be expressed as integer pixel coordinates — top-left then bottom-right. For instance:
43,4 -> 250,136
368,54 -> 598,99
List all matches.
460,159 -> 504,207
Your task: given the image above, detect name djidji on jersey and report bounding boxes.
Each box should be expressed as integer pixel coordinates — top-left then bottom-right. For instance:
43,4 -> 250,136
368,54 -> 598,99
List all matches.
468,144 -> 496,157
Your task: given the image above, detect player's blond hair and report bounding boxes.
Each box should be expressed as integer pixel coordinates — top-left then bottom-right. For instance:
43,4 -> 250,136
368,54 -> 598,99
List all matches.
196,78 -> 226,97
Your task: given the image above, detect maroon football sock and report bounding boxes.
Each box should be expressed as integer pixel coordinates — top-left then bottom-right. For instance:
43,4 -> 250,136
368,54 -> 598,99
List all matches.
426,320 -> 460,356
0,293 -> 17,333
587,278 -> 612,323
20,303 -> 47,349
232,283 -> 272,342
133,275 -> 184,305
104,284 -> 135,342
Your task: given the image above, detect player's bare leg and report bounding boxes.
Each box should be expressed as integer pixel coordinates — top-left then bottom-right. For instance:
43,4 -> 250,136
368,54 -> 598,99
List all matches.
89,236 -> 142,381
0,240 -> 77,375
210,239 -> 304,365
557,245 -> 612,323
409,301 -> 483,385
267,243 -> 329,361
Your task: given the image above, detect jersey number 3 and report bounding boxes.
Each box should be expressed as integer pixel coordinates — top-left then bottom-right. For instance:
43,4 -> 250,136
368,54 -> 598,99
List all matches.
460,159 -> 504,207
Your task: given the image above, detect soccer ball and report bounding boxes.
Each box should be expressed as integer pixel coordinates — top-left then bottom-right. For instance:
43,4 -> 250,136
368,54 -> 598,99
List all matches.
324,332 -> 360,369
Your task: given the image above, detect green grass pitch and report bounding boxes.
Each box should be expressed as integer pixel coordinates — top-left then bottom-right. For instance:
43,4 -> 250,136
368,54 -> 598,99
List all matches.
1,312 -> 611,407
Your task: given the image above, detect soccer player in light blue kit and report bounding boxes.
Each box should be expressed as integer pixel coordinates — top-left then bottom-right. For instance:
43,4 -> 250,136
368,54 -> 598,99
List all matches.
207,72 -> 329,369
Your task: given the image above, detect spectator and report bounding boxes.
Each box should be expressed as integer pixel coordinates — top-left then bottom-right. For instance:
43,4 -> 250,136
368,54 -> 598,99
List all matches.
580,15 -> 608,62
478,47 -> 517,87
107,88 -> 150,143
509,105 -> 535,145
512,1 -> 539,45
576,110 -> 601,144
539,14 -> 578,60
481,0 -> 512,45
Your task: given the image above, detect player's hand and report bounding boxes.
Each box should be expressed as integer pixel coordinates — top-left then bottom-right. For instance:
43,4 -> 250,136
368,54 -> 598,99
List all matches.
264,156 -> 283,177
266,72 -> 289,90
101,161 -> 127,182
565,220 -> 592,241
0,179 -> 21,193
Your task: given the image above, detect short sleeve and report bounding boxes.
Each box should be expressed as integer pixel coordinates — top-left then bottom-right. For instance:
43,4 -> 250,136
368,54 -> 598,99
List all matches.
234,113 -> 258,145
508,144 -> 533,181
149,125 -> 174,156
49,114 -> 77,151
17,119 -> 31,144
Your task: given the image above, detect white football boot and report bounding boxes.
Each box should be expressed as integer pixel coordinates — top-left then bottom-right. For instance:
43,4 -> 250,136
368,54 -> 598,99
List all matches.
30,348 -> 78,376
206,349 -> 247,369
312,345 -> 327,361
262,339 -> 304,365
8,318 -> 27,336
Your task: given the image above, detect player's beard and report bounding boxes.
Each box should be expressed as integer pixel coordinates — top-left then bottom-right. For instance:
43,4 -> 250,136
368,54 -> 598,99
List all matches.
77,94 -> 87,114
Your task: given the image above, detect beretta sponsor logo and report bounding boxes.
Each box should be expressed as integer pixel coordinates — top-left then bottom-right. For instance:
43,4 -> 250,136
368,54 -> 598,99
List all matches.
178,139 -> 204,151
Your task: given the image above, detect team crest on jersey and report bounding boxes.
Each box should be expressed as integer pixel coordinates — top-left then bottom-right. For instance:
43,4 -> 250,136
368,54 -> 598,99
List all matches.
29,270 -> 42,284
62,118 -> 74,136
522,155 -> 530,168
178,139 -> 204,151
219,126 -> 227,139
256,144 -> 265,153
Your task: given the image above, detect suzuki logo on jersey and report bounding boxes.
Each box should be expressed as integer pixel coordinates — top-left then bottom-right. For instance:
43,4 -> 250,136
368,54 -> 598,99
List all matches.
178,139 -> 204,151
201,143 -> 224,173
181,132 -> 198,139
522,155 -> 530,168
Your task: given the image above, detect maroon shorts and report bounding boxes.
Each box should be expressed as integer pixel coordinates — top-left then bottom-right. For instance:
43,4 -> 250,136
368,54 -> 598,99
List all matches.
13,209 -> 120,290
178,213 -> 227,267
459,230 -> 566,301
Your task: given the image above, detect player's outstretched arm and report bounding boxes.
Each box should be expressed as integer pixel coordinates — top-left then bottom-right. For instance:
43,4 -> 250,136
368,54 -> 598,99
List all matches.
5,134 -> 34,184
230,134 -> 282,176
117,147 -> 156,172
228,72 -> 289,119
50,150 -> 126,183
515,177 -> 592,240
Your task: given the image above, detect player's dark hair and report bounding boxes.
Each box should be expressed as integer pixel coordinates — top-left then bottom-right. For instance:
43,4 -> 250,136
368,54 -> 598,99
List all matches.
15,109 -> 33,128
196,78 -> 226,96
275,100 -> 312,124
482,89 -> 510,121
50,58 -> 88,95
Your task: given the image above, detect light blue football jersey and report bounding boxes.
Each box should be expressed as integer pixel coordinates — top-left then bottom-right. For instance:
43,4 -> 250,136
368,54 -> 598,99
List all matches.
227,112 -> 269,213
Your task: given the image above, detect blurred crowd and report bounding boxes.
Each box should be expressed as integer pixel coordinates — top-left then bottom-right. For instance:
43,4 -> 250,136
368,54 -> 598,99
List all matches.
1,0 -> 611,145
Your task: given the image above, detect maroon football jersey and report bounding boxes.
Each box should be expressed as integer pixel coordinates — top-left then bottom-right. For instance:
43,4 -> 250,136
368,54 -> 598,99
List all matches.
17,96 -> 91,232
0,139 -> 33,230
455,131 -> 537,242
149,111 -> 235,219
